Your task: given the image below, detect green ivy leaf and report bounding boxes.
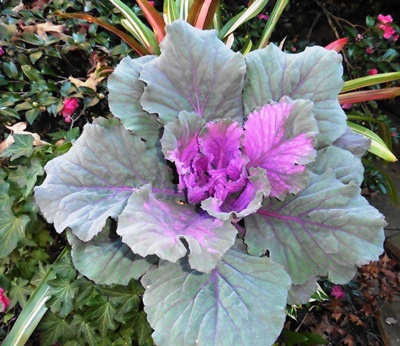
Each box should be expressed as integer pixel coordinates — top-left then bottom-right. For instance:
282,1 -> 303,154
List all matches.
75,277 -> 98,310
97,279 -> 144,317
9,278 -> 31,309
39,313 -> 75,346
0,206 -> 30,258
8,157 -> 44,197
47,277 -> 79,317
0,182 -> 14,209
130,311 -> 154,345
71,314 -> 100,346
83,296 -> 117,337
52,252 -> 77,280
1,134 -> 34,160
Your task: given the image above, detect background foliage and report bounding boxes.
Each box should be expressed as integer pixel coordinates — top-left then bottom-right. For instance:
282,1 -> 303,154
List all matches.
0,0 -> 399,344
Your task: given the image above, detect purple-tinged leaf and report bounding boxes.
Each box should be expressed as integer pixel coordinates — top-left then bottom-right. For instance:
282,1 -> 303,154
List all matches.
161,111 -> 205,184
139,20 -> 246,124
108,55 -> 161,144
333,126 -> 371,158
162,112 -> 270,217
67,221 -> 156,285
34,123 -> 173,242
141,243 -> 291,346
117,185 -> 237,273
245,171 -> 385,285
244,98 -> 317,199
199,119 -> 243,169
309,146 -> 364,185
201,167 -> 270,221
244,44 -> 346,146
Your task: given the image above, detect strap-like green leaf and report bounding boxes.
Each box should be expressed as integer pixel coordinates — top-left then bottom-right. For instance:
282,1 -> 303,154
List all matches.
163,0 -> 180,24
258,0 -> 289,48
218,0 -> 270,39
362,158 -> 399,207
54,11 -> 151,56
109,0 -> 159,54
342,71 -> 400,93
2,249 -> 69,346
347,121 -> 397,162
177,0 -> 194,20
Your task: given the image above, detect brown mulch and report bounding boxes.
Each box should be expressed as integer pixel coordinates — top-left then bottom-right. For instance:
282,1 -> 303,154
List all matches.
282,252 -> 400,345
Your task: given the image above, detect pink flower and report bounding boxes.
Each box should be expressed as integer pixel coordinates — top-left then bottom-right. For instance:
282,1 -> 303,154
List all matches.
0,47 -> 4,56
368,68 -> 378,75
257,13 -> 269,21
378,14 -> 393,24
356,34 -> 363,41
0,288 -> 10,312
366,47 -> 374,54
376,14 -> 397,40
60,98 -> 79,123
341,103 -> 353,109
378,23 -> 396,39
331,285 -> 346,299
148,1 -> 155,6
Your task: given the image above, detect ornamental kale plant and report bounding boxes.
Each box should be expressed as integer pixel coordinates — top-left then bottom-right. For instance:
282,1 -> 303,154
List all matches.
34,20 -> 386,345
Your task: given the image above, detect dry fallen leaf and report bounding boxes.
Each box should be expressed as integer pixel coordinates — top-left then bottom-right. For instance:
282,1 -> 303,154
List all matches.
0,122 -> 50,155
21,22 -> 64,40
69,63 -> 106,91
385,317 -> 398,325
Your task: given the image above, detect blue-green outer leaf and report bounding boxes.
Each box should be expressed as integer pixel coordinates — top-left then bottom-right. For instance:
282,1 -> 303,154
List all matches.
34,123 -> 173,242
139,20 -> 246,124
244,44 -> 346,147
245,171 -> 385,285
108,55 -> 161,144
142,244 -> 291,346
308,146 -> 364,186
68,224 -> 156,286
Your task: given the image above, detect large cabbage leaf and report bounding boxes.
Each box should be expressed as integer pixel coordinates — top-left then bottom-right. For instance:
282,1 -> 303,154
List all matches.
34,123 -> 173,241
142,243 -> 291,346
67,220 -> 156,285
244,44 -> 347,146
244,171 -> 385,285
139,19 -> 246,124
117,185 -> 237,273
107,55 -> 161,144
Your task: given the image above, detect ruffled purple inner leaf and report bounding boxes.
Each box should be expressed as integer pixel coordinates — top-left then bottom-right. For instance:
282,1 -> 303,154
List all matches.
244,100 -> 316,198
162,98 -> 317,217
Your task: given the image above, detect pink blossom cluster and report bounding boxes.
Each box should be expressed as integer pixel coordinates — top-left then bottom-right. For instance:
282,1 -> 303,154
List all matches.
331,285 -> 346,300
59,98 -> 79,123
0,288 -> 10,312
0,46 -> 4,56
377,14 -> 398,41
257,13 -> 269,21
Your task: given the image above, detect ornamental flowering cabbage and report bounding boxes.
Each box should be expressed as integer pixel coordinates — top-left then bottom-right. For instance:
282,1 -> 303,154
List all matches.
35,20 -> 385,346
